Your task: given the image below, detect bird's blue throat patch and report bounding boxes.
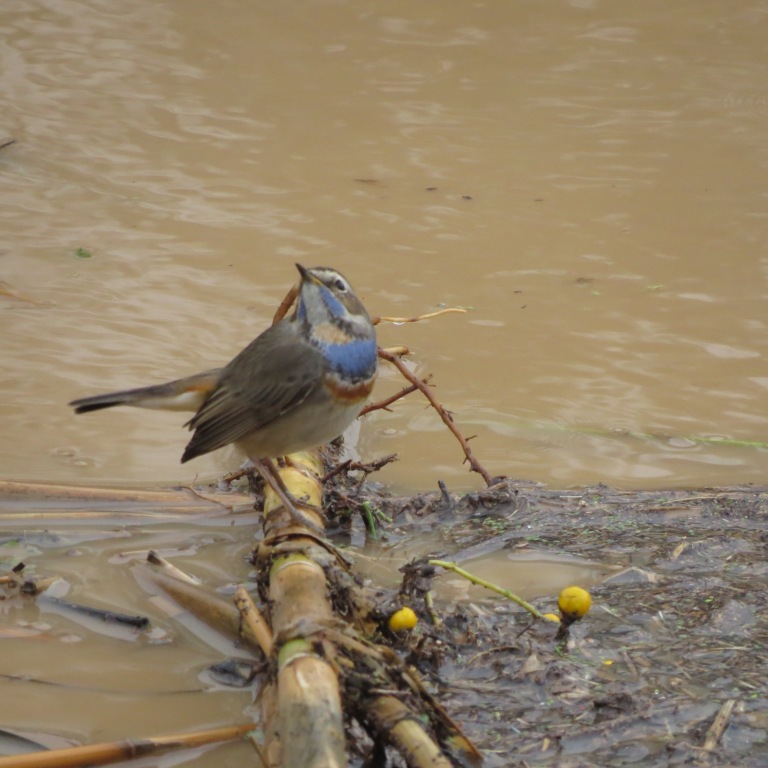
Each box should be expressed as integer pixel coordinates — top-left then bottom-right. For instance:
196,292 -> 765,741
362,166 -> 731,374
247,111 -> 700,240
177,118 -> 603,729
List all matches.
318,336 -> 377,380
296,288 -> 346,322
320,288 -> 346,319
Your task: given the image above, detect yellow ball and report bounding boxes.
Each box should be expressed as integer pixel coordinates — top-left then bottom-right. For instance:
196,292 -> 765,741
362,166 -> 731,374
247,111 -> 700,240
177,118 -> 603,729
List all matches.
388,606 -> 418,632
558,586 -> 592,621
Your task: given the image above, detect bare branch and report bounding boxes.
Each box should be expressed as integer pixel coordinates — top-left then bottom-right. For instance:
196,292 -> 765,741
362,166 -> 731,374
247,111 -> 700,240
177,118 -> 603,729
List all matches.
377,348 -> 496,487
359,379 -> 428,416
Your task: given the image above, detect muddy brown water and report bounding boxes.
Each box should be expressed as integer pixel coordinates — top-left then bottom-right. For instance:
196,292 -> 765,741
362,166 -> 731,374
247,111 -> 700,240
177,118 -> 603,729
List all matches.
1,0 -> 767,764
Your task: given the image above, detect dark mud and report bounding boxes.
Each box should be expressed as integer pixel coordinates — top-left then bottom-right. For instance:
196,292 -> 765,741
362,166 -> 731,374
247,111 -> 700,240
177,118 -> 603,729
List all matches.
1,478 -> 766,766
350,480 -> 768,767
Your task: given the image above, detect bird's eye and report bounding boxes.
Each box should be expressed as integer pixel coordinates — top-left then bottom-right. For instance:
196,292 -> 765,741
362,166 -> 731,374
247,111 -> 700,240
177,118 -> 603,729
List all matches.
333,278 -> 347,292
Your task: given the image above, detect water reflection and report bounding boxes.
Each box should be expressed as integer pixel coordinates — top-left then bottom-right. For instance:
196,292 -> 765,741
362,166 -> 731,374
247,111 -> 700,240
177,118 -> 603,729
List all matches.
1,0 -> 767,493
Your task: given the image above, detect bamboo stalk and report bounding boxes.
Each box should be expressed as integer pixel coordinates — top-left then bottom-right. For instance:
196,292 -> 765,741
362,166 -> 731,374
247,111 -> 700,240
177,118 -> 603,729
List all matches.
260,679 -> 282,768
270,554 -> 347,768
366,696 -> 452,768
258,450 -> 348,768
0,723 -> 254,768
277,641 -> 346,768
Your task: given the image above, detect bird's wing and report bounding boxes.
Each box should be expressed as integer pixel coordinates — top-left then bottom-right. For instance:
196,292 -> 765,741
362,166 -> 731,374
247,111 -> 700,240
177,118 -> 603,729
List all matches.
181,323 -> 324,462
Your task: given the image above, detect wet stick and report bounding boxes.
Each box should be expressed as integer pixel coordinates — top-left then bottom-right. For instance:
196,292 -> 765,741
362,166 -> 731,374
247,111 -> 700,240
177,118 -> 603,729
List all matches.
234,586 -> 273,656
145,550 -> 200,585
702,698 -> 737,751
42,595 -> 150,630
0,480 -> 249,507
141,565 -> 264,651
0,481 -> 253,521
0,723 -> 254,768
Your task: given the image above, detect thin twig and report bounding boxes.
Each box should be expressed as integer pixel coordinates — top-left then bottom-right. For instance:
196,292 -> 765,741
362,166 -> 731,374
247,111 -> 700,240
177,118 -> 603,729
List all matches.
373,307 -> 468,325
377,348 -> 496,486
321,455 -> 398,484
222,467 -> 251,483
321,459 -> 352,483
356,455 -> 399,488
359,380 -> 425,416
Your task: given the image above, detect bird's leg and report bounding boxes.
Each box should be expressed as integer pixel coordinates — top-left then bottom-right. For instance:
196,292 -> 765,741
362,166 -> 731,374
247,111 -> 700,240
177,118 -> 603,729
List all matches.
258,457 -> 299,506
251,457 -> 323,532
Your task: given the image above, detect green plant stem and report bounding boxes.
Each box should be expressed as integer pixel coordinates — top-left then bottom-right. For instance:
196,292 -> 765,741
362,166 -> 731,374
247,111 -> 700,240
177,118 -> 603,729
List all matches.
428,559 -> 545,620
362,502 -> 378,539
424,590 -> 442,628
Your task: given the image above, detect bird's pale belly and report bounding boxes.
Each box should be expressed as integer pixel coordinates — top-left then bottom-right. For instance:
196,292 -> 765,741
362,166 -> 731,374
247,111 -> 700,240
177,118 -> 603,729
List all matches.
234,399 -> 366,460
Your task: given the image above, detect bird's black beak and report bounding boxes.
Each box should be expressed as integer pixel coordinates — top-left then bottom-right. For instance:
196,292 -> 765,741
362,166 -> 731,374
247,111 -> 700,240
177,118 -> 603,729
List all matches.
296,263 -> 322,286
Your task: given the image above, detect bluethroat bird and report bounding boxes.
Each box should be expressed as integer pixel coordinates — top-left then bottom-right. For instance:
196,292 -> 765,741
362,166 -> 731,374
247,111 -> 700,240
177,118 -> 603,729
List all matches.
70,264 -> 378,527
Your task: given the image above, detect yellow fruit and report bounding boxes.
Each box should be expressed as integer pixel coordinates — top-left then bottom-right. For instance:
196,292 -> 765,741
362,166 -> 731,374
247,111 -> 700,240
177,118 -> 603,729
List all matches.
388,606 -> 418,632
542,613 -> 561,623
558,586 -> 592,621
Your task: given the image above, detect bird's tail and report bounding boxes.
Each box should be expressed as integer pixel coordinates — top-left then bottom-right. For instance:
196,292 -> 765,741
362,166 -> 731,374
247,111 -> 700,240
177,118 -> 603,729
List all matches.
70,369 -> 222,414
